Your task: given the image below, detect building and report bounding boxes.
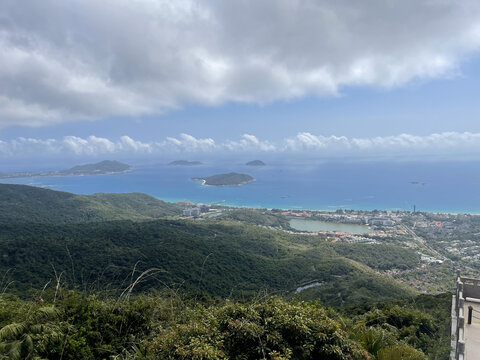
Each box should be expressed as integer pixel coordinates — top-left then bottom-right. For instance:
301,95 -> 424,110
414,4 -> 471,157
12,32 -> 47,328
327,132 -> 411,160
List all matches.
451,272 -> 480,359
367,217 -> 394,226
183,207 -> 201,217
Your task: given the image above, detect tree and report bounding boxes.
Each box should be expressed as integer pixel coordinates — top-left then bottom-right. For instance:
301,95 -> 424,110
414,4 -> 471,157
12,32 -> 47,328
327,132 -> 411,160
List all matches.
0,305 -> 62,360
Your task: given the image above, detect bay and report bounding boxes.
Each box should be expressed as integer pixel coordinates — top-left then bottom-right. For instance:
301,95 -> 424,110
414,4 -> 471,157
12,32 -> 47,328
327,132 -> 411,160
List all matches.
2,160 -> 480,213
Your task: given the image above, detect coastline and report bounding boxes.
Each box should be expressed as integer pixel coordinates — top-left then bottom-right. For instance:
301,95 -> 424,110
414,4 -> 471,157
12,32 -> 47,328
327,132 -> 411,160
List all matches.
2,164 -> 480,215
163,196 -> 480,215
152,191 -> 480,215
0,169 -> 131,180
2,176 -> 478,215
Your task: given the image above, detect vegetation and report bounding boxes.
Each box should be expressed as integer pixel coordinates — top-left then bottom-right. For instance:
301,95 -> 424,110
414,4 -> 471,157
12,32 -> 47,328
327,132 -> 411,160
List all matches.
59,160 -> 131,175
0,160 -> 130,179
216,208 -> 291,228
0,184 -> 182,223
192,172 -> 255,186
0,291 -> 449,359
0,184 -> 454,359
342,293 -> 452,359
0,218 -> 415,302
329,243 -> 420,271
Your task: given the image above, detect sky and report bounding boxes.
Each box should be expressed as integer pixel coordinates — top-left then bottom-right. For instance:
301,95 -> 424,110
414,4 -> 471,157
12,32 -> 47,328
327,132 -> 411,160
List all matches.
2,0 -> 480,162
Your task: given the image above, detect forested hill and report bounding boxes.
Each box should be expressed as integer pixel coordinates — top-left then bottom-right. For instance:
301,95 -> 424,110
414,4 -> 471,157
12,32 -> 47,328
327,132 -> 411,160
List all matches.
0,184 -> 451,359
1,217 -> 415,304
0,183 -> 182,223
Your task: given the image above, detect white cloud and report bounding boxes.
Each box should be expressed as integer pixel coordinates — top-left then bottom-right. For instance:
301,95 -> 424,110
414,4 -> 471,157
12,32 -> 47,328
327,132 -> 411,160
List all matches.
284,133 -> 350,151
224,134 -> 276,152
1,0 -> 480,127
118,136 -> 153,153
2,132 -> 480,159
0,135 -> 151,158
283,132 -> 480,155
161,133 -> 217,153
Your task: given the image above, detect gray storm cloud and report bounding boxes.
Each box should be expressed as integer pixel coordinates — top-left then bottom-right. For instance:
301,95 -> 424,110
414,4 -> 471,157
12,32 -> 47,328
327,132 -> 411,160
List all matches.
1,0 -> 480,128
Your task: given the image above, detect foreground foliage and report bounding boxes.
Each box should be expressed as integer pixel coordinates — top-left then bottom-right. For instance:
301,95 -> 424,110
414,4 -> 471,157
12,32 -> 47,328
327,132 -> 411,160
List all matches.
150,298 -> 369,359
0,291 -> 450,360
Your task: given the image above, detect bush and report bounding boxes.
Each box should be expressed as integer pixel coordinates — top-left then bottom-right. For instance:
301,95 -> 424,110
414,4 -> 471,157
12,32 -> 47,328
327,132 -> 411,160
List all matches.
149,297 -> 370,360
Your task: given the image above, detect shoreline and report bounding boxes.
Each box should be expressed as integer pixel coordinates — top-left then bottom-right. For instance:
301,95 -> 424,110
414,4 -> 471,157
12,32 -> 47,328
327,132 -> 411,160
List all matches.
168,197 -> 480,216
1,170 -> 479,215
1,178 -> 478,215
157,190 -> 480,215
0,169 -> 131,180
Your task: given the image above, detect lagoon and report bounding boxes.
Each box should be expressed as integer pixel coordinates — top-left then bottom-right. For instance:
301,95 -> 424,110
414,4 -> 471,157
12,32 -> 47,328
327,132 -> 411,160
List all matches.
289,218 -> 372,234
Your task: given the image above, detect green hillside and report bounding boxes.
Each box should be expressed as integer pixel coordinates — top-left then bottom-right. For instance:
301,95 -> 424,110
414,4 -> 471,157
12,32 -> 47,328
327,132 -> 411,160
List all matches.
0,218 -> 415,304
0,184 -> 449,359
0,184 -> 418,305
0,183 -> 182,223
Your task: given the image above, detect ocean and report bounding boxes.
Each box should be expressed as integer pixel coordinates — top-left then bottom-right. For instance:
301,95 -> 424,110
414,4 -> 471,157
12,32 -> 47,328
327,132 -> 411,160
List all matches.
2,160 -> 480,213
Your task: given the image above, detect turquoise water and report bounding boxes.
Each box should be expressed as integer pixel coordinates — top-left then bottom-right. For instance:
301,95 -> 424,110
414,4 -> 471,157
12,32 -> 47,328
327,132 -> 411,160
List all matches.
2,161 -> 480,213
289,219 -> 371,234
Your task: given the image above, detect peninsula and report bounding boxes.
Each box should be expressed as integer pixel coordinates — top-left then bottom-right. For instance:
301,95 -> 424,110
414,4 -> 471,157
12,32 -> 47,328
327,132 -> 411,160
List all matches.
192,172 -> 255,186
168,160 -> 203,166
0,160 -> 131,179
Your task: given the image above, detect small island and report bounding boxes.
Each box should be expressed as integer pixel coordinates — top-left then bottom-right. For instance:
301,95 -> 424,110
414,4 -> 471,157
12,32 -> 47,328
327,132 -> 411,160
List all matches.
192,172 -> 255,186
246,160 -> 266,166
168,160 -> 203,166
0,160 -> 131,179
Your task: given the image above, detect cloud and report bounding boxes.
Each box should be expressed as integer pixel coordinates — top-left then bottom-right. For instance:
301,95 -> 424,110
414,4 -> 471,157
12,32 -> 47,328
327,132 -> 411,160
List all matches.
283,132 -> 480,155
0,135 -> 150,158
1,0 -> 480,127
284,133 -> 350,151
224,134 -> 276,152
63,136 -> 116,155
118,136 -> 153,153
2,132 -> 480,159
161,133 -> 217,152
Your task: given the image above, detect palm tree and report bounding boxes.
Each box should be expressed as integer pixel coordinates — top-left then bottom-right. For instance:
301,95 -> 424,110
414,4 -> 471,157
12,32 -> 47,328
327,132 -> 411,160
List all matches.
0,305 -> 62,360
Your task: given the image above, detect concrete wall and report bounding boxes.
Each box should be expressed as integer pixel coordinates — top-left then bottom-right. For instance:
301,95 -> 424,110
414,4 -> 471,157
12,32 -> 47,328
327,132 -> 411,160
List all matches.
461,277 -> 480,299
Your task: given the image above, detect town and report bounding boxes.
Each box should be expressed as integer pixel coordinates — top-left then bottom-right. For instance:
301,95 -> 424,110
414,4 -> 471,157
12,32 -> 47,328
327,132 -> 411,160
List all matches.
178,202 -> 480,294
